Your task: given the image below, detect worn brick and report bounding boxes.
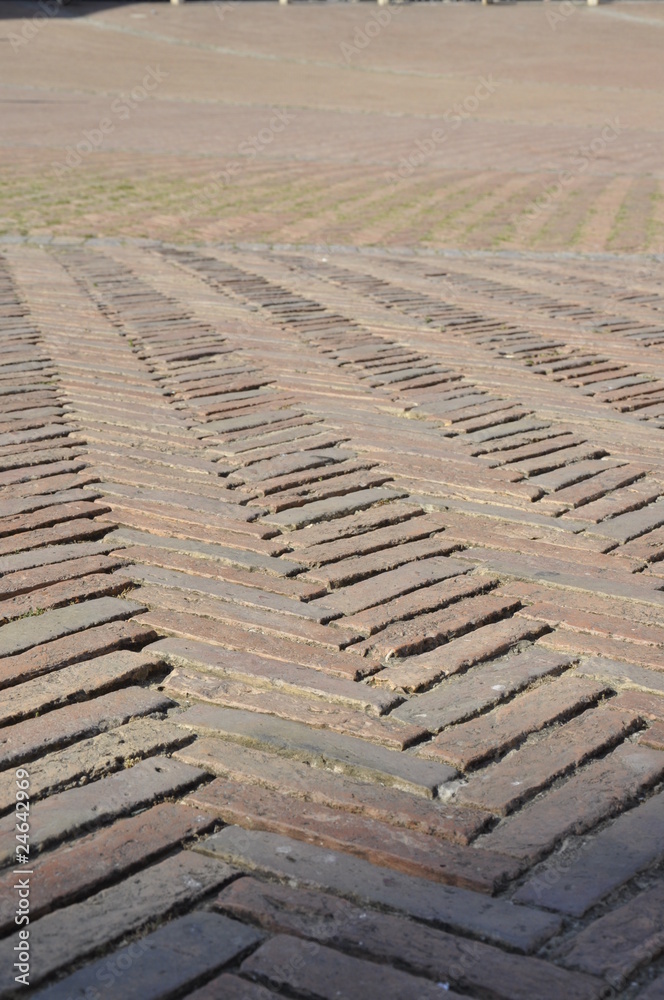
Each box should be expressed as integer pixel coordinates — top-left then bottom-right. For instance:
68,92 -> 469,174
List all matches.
188,778 -> 516,891
113,544 -> 324,599
119,563 -> 330,623
260,487 -> 407,529
106,526 -> 303,576
0,553 -> 125,601
0,572 -> 128,623
0,595 -> 143,658
0,852 -> 236,993
0,802 -> 214,933
217,878 -> 605,1000
0,686 -> 172,770
242,935 -> 467,1000
0,718 -> 190,813
0,649 -> 159,724
33,912 -> 263,1000
165,667 -> 423,748
149,636 -> 397,714
305,536 -> 460,590
176,737 -> 487,844
97,508 -> 285,555
456,707 -> 637,815
559,883 -> 664,984
218,826 -> 558,954
0,755 -> 206,866
576,657 -> 664,697
544,632 -> 664,671
478,742 -> 664,861
358,592 -> 522,659
176,704 -> 456,795
342,573 -> 493,638
285,500 -> 421,549
588,502 -> 664,543
393,646 -> 571,731
514,789 -> 664,915
136,609 -> 379,680
133,584 -> 361,649
420,676 -> 608,769
519,603 -> 664,647
0,619 -> 156,689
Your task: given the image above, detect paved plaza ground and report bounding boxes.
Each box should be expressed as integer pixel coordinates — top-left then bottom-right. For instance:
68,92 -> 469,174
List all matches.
0,2 -> 664,998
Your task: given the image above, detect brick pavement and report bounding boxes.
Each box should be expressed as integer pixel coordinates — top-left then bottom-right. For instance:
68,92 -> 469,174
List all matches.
0,236 -> 660,997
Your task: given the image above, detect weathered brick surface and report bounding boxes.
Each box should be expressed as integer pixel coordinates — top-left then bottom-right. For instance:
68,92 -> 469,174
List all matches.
356,591 -> 522,659
455,708 -> 638,815
165,667 -> 424,748
176,736 -> 488,843
419,676 -> 608,769
0,755 -> 206,865
187,777 -> 517,891
0,686 -> 172,769
241,935 -> 468,1000
197,827 -> 562,951
558,883 -> 664,984
0,650 -> 159,724
514,790 -> 664,915
477,742 -> 664,862
393,647 -> 572,732
176,704 -> 455,794
32,912 -> 263,1000
0,803 -> 214,933
0,852 -> 237,992
5,218 -> 664,994
217,878 -> 605,1000
149,636 -> 396,714
373,616 -> 549,691
0,596 -> 145,658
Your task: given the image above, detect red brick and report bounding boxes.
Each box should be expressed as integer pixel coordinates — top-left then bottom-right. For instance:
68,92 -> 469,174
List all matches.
0,802 -> 215,934
0,618 -> 157,689
559,882 -> 664,984
0,851 -> 235,993
419,676 -> 607,769
456,708 -> 638,815
0,515 -> 110,555
356,592 -> 522,659
285,500 -> 421,549
149,636 -> 396,715
0,572 -> 128,623
186,778 -> 517,891
392,645 -> 572,731
165,667 -> 424,749
373,616 -> 549,692
0,552 -> 123,600
541,631 -> 664,670
478,742 -> 664,861
342,573 -> 494,637
241,935 -> 468,1000
176,703 -> 455,796
305,537 -> 460,590
519,602 -> 664,646
133,584 -> 361,649
0,685 -> 171,769
176,736 -> 488,844
0,649 -> 159,724
514,788 -> 664,916
115,544 -> 324,599
216,878 -> 605,1000
136,609 -> 379,679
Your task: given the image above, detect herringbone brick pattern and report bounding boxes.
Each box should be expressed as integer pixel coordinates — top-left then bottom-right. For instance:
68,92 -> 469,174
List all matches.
0,237 -> 663,998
